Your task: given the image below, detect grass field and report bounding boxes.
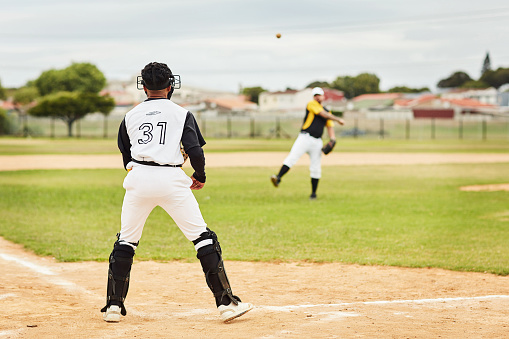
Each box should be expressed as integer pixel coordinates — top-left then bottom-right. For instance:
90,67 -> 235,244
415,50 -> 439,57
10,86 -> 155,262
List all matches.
0,136 -> 508,154
0,157 -> 508,275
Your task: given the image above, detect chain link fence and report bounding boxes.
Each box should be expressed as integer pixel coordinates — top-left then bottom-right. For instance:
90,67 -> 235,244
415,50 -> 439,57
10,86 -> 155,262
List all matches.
4,111 -> 509,140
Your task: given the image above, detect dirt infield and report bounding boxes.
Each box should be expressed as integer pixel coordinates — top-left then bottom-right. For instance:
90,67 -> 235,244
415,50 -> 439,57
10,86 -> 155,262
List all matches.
460,183 -> 509,192
1,153 -> 509,338
2,152 -> 509,171
1,237 -> 508,338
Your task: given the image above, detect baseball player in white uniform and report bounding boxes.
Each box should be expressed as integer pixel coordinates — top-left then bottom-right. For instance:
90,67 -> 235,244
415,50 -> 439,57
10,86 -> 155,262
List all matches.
271,87 -> 344,199
101,62 -> 253,323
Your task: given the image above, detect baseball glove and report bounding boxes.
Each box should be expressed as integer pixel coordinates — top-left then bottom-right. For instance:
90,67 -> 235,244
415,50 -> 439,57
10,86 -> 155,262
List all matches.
322,139 -> 336,155
181,146 -> 189,163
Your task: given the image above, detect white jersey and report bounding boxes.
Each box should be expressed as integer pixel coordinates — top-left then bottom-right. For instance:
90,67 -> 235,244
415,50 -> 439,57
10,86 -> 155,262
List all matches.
124,99 -> 187,165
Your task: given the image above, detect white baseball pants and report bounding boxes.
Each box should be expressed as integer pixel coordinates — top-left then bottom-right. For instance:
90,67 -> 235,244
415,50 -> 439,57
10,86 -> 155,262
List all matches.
283,132 -> 323,179
118,163 -> 207,249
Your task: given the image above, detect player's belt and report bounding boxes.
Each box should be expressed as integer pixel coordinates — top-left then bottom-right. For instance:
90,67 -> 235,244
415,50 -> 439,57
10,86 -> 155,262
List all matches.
300,131 -> 320,139
131,159 -> 182,167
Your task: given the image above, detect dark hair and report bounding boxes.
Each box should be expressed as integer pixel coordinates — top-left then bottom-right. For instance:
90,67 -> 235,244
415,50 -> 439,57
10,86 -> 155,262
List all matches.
141,62 -> 173,90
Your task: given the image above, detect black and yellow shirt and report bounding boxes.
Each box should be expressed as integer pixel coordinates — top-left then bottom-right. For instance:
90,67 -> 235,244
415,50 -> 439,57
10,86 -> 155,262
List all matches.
300,100 -> 334,138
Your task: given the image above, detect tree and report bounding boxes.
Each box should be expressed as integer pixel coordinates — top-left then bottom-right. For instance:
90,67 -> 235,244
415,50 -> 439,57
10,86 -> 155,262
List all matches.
306,81 -> 330,88
437,71 -> 472,88
0,107 -> 10,135
460,80 -> 490,89
92,92 -> 116,138
355,73 -> 381,95
388,86 -> 430,93
241,86 -> 266,104
13,86 -> 39,136
29,62 -> 114,136
331,73 -> 380,99
481,52 -> 491,76
13,86 -> 39,105
331,75 -> 355,98
0,79 -> 6,100
35,62 -> 106,95
480,67 -> 509,89
29,91 -> 114,137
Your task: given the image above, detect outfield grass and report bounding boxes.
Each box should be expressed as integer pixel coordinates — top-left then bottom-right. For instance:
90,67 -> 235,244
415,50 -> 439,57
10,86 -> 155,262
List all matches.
0,163 -> 508,275
0,137 -> 508,155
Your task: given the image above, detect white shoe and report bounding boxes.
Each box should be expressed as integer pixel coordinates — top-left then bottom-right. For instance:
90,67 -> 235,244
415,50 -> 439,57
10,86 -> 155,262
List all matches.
218,301 -> 254,322
103,305 -> 122,322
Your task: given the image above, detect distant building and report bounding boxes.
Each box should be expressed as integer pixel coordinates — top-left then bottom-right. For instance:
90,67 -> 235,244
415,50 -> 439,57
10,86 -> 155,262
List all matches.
496,84 -> 509,107
351,93 -> 403,111
394,94 -> 496,119
259,89 -> 304,115
171,85 -> 237,107
0,100 -> 15,112
346,91 -> 500,120
322,88 -> 346,112
345,93 -> 412,120
100,78 -> 141,117
259,88 -> 345,116
101,78 -> 243,117
202,96 -> 258,116
441,87 -> 498,105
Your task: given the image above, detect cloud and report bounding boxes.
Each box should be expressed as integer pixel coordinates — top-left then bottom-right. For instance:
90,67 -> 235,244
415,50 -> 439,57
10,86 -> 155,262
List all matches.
1,0 -> 508,91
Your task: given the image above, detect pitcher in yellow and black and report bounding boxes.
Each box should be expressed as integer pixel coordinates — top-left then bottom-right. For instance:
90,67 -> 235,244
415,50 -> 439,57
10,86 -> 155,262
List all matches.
270,87 -> 345,199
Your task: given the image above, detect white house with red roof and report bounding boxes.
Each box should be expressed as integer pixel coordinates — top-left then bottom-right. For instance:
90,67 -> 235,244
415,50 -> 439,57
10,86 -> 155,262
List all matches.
440,87 -> 498,105
394,93 -> 497,119
203,95 -> 258,116
0,100 -> 15,111
346,92 -> 413,119
347,91 -> 501,120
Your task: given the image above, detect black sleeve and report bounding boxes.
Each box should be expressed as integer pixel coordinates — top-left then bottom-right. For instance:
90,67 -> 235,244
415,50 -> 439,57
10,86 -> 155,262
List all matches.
181,112 -> 206,183
187,147 -> 206,183
117,118 -> 131,170
181,112 -> 206,150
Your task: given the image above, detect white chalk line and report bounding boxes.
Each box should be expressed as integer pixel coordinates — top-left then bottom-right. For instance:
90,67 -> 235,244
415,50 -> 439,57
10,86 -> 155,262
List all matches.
133,295 -> 509,321
0,251 -> 103,338
0,252 -> 98,297
0,293 -> 17,300
255,295 -> 509,338
0,253 -> 56,275
259,295 -> 509,312
2,250 -> 509,321
0,329 -> 24,338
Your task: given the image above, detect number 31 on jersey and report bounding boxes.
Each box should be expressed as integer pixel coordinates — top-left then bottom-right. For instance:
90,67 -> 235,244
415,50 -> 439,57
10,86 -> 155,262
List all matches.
138,122 -> 167,145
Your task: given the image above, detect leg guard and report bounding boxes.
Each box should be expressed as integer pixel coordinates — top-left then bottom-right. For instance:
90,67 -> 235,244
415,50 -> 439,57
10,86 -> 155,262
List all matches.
193,228 -> 241,307
100,241 -> 135,316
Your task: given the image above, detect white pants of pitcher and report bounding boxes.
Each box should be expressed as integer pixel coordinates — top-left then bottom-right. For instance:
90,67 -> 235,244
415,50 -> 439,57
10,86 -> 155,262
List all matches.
283,133 -> 322,179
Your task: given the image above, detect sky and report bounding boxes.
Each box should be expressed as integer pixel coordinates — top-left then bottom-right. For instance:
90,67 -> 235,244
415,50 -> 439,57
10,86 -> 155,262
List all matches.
1,0 -> 509,93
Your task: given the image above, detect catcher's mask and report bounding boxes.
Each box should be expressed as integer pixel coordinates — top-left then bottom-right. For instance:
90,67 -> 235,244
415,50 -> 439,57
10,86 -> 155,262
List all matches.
137,74 -> 181,90
137,62 -> 181,91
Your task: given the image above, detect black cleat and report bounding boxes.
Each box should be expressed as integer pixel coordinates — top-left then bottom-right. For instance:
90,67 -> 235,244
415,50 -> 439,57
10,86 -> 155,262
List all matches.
309,193 -> 317,200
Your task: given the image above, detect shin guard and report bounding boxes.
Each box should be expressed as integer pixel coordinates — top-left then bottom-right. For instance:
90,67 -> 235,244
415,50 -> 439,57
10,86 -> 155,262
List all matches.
194,228 -> 241,307
100,241 -> 135,316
